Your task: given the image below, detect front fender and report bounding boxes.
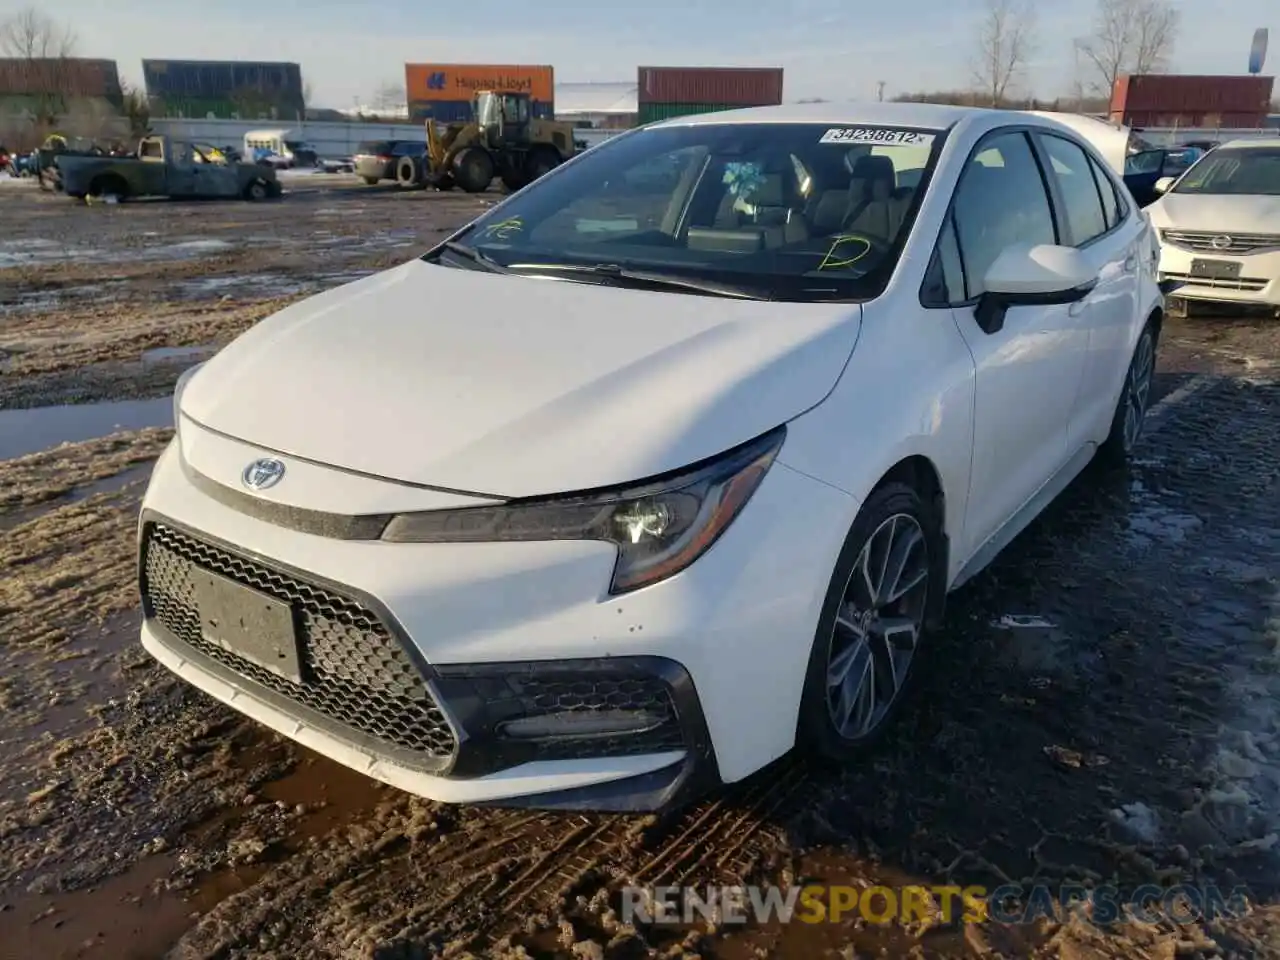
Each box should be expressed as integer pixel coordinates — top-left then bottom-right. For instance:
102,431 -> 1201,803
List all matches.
775,303 -> 977,585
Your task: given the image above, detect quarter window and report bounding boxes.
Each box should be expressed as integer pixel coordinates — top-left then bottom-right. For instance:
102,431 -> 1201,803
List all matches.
949,131 -> 1056,299
1088,154 -> 1122,229
1040,135 -> 1108,245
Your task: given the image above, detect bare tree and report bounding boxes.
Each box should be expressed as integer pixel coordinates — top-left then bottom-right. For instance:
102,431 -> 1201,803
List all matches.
0,8 -> 78,125
1076,0 -> 1179,96
372,81 -> 406,115
971,0 -> 1037,107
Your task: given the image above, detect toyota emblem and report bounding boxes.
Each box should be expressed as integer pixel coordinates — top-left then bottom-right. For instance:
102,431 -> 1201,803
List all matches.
1210,235 -> 1232,250
242,457 -> 285,491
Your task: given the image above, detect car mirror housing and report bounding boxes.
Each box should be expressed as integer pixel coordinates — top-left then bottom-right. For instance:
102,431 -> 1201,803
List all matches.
975,244 -> 1098,334
1154,176 -> 1175,195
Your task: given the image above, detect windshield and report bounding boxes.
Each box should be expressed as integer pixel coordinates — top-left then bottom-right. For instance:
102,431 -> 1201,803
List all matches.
441,122 -> 947,302
1172,147 -> 1280,196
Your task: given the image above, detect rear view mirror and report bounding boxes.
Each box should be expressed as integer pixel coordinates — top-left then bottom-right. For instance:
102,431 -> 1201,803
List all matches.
1154,176 -> 1175,195
975,244 -> 1097,334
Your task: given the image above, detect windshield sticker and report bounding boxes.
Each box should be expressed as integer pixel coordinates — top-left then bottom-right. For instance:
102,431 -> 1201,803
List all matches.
820,127 -> 935,146
817,235 -> 874,271
481,217 -> 523,240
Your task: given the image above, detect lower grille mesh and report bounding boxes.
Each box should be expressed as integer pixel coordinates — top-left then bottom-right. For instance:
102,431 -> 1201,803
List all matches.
141,523 -> 458,762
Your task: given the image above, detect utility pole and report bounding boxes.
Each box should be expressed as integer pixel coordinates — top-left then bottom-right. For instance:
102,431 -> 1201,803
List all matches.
876,81 -> 886,101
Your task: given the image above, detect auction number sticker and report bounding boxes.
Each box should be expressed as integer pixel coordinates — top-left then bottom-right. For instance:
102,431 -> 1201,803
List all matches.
820,127 -> 934,146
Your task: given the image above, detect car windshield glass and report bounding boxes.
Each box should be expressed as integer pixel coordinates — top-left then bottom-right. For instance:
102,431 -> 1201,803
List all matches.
1172,147 -> 1280,196
357,141 -> 391,155
439,122 -> 947,302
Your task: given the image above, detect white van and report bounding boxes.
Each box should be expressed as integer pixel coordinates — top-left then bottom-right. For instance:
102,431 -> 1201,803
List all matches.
243,129 -> 317,169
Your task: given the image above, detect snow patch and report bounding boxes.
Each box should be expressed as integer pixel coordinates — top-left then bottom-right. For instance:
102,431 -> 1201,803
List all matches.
1109,802 -> 1161,843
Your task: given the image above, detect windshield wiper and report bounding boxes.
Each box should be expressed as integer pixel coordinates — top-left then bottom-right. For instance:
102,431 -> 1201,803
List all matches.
509,262 -> 771,300
436,241 -> 510,273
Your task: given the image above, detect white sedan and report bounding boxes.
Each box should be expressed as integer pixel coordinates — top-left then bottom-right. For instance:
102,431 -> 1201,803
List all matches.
1146,137 -> 1280,313
139,103 -> 1164,811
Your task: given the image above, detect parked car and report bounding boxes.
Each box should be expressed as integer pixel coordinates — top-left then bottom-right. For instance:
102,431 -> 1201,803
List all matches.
140,103 -> 1163,812
59,135 -> 281,201
1123,146 -> 1204,207
353,139 -> 426,184
318,156 -> 355,173
1146,137 -> 1280,315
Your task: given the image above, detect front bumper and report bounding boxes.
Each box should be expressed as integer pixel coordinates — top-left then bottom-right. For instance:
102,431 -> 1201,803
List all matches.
137,431 -> 854,810
1157,240 -> 1280,307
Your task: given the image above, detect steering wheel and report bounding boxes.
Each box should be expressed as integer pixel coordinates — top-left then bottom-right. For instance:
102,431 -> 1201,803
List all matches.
816,231 -> 888,271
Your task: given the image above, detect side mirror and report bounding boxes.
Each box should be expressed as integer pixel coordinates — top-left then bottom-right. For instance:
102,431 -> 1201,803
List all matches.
1153,176 -> 1175,195
974,244 -> 1097,334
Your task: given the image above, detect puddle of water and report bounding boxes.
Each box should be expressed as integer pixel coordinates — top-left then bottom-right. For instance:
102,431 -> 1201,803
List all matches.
6,851 -> 197,960
0,461 -> 155,534
0,397 -> 172,461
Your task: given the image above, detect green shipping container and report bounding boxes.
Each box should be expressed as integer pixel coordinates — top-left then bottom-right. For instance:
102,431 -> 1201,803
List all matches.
637,102 -> 743,125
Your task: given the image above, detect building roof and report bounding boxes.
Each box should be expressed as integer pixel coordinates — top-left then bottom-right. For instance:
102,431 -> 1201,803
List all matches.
554,82 -> 636,115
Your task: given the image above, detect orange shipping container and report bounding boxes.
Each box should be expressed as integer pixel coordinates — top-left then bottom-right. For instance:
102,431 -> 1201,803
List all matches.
404,63 -> 553,104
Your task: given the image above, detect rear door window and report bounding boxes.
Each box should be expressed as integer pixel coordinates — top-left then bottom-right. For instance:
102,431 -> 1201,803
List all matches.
1038,134 -> 1108,246
357,141 -> 392,156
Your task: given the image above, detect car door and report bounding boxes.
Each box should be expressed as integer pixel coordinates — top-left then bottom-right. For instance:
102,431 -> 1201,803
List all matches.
928,129 -> 1090,563
165,142 -> 198,196
1032,132 -> 1141,453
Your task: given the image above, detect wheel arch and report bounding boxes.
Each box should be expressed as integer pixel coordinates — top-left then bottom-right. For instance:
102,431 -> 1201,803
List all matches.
865,454 -> 949,627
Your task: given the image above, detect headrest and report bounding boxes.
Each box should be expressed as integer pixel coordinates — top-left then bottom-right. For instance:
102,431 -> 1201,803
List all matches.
850,154 -> 896,184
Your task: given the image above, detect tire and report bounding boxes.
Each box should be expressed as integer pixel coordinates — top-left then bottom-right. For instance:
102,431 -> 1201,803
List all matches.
500,169 -> 529,192
243,179 -> 269,202
88,175 -> 128,201
452,148 -> 494,193
524,147 -> 561,183
396,155 -> 421,187
796,482 -> 940,762
362,176 -> 379,185
1097,321 -> 1158,467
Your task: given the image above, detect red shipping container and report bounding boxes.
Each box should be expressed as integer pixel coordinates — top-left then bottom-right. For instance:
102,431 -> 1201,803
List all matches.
1111,74 -> 1273,116
0,57 -> 120,98
637,66 -> 783,106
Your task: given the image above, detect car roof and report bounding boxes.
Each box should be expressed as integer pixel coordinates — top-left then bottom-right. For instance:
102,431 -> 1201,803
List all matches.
646,101 -> 1128,147
647,101 -> 991,131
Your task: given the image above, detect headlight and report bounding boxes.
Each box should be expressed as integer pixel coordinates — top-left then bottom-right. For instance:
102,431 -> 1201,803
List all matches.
381,426 -> 786,594
172,362 -> 204,432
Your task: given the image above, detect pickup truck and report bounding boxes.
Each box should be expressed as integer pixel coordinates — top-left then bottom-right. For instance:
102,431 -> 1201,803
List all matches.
58,135 -> 282,202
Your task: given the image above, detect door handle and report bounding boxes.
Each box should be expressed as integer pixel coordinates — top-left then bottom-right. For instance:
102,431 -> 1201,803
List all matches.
1123,254 -> 1137,272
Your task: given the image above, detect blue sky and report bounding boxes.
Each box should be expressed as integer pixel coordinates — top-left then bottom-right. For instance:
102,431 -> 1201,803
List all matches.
45,0 -> 1277,107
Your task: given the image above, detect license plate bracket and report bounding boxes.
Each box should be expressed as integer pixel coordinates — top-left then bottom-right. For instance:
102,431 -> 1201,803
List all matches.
192,570 -> 303,683
1189,258 -> 1241,280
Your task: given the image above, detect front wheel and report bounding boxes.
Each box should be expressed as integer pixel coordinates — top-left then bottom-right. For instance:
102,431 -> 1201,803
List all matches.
1097,322 -> 1157,466
796,483 -> 937,761
243,179 -> 269,201
452,148 -> 494,193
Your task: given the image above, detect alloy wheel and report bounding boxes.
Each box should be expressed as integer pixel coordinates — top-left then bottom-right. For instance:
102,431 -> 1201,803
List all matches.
1122,332 -> 1155,450
825,513 -> 930,741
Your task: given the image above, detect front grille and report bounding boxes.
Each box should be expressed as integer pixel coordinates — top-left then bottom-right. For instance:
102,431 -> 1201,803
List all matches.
1161,230 -> 1280,255
141,523 -> 458,763
1160,271 -> 1268,292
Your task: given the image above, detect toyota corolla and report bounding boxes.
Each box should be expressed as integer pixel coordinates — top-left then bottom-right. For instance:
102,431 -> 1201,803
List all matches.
139,103 -> 1163,811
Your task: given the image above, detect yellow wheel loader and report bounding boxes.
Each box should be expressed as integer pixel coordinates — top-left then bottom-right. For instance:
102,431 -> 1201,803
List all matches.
395,90 -> 576,193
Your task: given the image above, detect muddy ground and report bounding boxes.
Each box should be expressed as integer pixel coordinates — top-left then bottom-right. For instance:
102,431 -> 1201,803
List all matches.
1,172 -> 1279,959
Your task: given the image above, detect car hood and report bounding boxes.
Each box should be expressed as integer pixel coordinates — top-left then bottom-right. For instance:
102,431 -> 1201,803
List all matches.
1148,193 -> 1280,234
181,260 -> 862,498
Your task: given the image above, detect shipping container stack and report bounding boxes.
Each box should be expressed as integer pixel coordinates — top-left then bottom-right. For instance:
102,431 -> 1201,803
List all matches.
636,66 -> 784,125
143,60 -> 306,121
404,64 -> 555,123
0,57 -> 123,111
1109,74 -> 1275,129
